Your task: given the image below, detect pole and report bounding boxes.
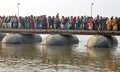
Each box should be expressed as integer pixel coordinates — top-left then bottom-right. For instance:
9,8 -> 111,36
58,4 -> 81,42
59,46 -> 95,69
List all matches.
91,3 -> 94,17
17,3 -> 20,18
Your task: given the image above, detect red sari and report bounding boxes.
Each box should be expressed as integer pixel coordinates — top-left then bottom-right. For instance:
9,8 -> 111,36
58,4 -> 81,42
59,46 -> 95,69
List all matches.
72,17 -> 76,29
89,18 -> 93,29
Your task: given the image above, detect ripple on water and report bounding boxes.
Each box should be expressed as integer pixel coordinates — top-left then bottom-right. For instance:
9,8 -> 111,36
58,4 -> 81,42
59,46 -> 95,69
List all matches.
0,35 -> 120,72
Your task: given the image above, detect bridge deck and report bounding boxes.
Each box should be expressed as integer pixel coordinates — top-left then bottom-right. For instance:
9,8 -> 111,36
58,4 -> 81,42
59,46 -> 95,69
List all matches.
0,29 -> 120,36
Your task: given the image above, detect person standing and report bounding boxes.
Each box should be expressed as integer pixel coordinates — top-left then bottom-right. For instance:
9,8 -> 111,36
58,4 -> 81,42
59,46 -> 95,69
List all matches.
76,16 -> 81,30
55,14 -> 61,29
60,16 -> 65,29
113,17 -> 118,31
11,16 -> 18,29
64,17 -> 69,29
19,16 -> 25,29
117,17 -> 120,31
99,17 -> 103,30
94,15 -> 100,30
69,16 -> 73,29
102,17 -> 108,30
51,16 -> 55,29
72,17 -> 76,30
82,16 -> 87,30
0,16 -> 3,28
44,15 -> 47,29
29,15 -> 35,29
24,16 -> 29,29
48,16 -> 52,29
88,17 -> 93,30
107,16 -> 114,30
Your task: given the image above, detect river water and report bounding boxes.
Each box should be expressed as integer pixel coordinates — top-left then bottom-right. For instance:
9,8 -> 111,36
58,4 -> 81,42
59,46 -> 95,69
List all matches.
0,35 -> 120,72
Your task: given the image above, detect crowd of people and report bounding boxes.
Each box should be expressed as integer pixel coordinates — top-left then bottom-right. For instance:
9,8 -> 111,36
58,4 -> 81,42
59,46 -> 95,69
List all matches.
0,14 -> 120,31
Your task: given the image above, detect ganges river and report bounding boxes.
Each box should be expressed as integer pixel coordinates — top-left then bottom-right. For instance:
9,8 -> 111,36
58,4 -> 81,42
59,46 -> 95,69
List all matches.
0,35 -> 120,72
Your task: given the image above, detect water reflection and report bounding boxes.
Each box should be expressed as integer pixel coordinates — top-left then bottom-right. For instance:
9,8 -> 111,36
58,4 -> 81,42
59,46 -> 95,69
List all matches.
40,45 -> 90,71
0,43 -> 40,59
41,45 -> 72,64
87,47 -> 118,72
87,47 -> 113,59
0,43 -> 120,72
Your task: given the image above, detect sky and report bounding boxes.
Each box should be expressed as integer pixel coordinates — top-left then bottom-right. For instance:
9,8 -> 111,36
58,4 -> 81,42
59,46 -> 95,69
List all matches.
0,0 -> 120,17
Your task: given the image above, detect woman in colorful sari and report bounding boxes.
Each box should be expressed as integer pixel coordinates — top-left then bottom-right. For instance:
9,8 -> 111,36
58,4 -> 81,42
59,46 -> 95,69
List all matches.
24,16 -> 29,29
29,15 -> 35,29
82,16 -> 87,30
117,17 -> 120,31
64,17 -> 69,30
41,15 -> 45,29
72,17 -> 76,30
51,16 -> 55,29
113,17 -> 118,31
76,16 -> 81,30
107,16 -> 114,30
69,16 -> 73,29
36,16 -> 41,29
88,17 -> 93,30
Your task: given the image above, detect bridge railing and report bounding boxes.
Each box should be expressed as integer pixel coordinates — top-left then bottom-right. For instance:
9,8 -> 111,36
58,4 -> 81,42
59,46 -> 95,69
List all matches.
0,28 -> 120,36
